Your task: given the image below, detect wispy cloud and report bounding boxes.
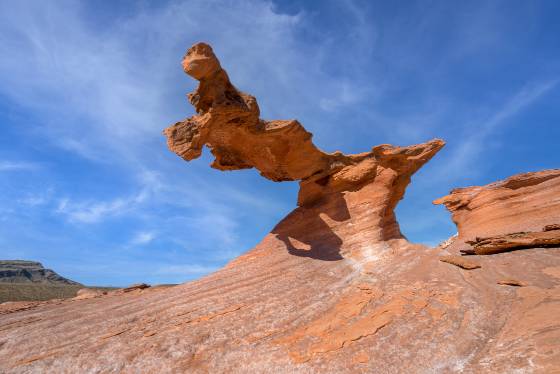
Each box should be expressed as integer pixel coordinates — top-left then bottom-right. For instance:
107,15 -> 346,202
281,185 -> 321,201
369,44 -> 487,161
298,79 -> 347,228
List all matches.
18,188 -> 54,207
54,172 -> 158,224
130,231 -> 156,246
473,79 -> 558,138
56,196 -> 131,224
436,79 -> 559,179
0,161 -> 40,171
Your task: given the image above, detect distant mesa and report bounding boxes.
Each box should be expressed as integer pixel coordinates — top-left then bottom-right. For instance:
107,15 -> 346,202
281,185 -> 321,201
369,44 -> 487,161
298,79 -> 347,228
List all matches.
0,260 -> 80,286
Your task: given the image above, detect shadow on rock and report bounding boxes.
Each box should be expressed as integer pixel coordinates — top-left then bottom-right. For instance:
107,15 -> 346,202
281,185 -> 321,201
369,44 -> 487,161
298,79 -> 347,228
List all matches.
272,193 -> 350,261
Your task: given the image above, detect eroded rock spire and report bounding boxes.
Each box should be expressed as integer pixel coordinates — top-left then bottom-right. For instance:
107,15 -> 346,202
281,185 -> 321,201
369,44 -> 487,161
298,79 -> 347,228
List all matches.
164,42 -> 445,216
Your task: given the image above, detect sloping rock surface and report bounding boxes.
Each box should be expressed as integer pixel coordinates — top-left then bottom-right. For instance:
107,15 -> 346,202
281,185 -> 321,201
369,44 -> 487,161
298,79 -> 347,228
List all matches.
0,260 -> 80,285
0,44 -> 558,373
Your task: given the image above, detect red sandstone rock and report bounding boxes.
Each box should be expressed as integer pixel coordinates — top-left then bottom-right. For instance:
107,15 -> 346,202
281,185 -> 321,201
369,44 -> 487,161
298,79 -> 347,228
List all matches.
434,169 -> 560,241
73,288 -> 107,300
120,283 -> 150,293
462,228 -> 560,255
0,43 -> 559,373
164,43 -> 445,210
439,255 -> 481,270
497,279 -> 526,287
544,224 -> 560,232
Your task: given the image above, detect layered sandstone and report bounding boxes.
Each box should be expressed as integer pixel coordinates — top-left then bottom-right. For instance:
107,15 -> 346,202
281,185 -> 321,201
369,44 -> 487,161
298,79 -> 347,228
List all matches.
434,169 -> 560,254
0,43 -> 559,373
462,226 -> 560,255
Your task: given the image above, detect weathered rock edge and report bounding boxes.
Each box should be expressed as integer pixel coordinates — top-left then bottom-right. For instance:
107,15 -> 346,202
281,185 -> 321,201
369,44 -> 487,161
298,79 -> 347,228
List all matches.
462,226 -> 560,255
434,168 -> 560,254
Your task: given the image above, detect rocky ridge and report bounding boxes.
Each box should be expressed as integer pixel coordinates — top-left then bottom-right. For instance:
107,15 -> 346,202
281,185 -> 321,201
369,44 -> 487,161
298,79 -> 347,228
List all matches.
0,43 -> 558,373
0,260 -> 80,285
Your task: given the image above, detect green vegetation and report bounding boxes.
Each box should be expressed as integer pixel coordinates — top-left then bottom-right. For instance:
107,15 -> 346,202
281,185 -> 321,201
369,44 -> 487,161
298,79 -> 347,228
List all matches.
0,283 -> 115,303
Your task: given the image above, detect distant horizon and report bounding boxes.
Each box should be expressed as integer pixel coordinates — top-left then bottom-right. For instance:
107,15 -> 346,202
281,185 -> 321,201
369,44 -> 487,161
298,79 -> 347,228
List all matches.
1,0 -> 559,287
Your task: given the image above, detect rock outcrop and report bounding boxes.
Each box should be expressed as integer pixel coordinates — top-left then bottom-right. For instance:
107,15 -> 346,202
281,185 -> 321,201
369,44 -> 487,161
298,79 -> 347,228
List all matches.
0,43 -> 559,374
434,170 -> 560,241
0,260 -> 80,285
462,225 -> 560,255
439,255 -> 481,270
434,169 -> 560,254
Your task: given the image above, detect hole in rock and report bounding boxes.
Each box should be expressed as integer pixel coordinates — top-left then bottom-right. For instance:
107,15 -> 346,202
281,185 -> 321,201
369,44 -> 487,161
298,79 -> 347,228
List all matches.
394,167 -> 456,247
192,147 -> 300,259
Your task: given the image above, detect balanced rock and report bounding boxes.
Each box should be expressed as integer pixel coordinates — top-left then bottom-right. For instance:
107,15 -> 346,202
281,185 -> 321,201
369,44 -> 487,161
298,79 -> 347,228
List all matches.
0,43 -> 559,374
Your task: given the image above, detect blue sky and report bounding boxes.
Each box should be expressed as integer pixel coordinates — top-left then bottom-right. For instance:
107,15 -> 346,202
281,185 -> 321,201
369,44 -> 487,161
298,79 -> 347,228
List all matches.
1,0 -> 559,286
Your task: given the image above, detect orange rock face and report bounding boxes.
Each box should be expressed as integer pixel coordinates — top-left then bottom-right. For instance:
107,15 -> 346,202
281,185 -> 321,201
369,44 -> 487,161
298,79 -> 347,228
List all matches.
164,43 -> 445,209
1,43 -> 559,373
434,169 -> 560,242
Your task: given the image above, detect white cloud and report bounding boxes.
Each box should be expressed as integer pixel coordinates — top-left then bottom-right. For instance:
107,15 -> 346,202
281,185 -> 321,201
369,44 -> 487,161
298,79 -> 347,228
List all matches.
0,161 -> 40,171
319,80 -> 365,112
56,197 -> 129,224
130,231 -> 156,246
54,175 -> 154,224
18,188 -> 54,207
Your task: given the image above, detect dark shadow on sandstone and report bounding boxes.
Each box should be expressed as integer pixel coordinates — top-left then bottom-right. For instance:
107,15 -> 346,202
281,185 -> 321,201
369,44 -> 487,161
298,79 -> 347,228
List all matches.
272,192 -> 350,261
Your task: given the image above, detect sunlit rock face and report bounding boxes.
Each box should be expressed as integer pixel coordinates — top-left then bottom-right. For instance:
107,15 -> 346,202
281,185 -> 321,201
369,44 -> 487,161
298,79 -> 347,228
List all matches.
164,42 -> 445,249
434,169 -> 560,243
1,44 -> 559,374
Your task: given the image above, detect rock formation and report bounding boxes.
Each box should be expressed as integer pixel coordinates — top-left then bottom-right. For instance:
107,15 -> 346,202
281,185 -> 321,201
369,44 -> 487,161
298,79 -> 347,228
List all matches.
0,260 -> 80,285
439,255 -> 481,270
165,42 -> 445,245
0,43 -> 559,373
462,226 -> 560,255
434,169 -> 560,254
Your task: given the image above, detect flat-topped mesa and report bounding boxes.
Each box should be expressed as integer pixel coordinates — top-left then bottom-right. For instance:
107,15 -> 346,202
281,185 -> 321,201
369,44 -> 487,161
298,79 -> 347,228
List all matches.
164,42 -> 444,245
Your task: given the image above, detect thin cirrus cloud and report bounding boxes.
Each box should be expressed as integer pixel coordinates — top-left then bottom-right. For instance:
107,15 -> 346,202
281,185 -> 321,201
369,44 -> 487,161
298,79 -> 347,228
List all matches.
0,161 -> 40,171
435,78 -> 559,180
